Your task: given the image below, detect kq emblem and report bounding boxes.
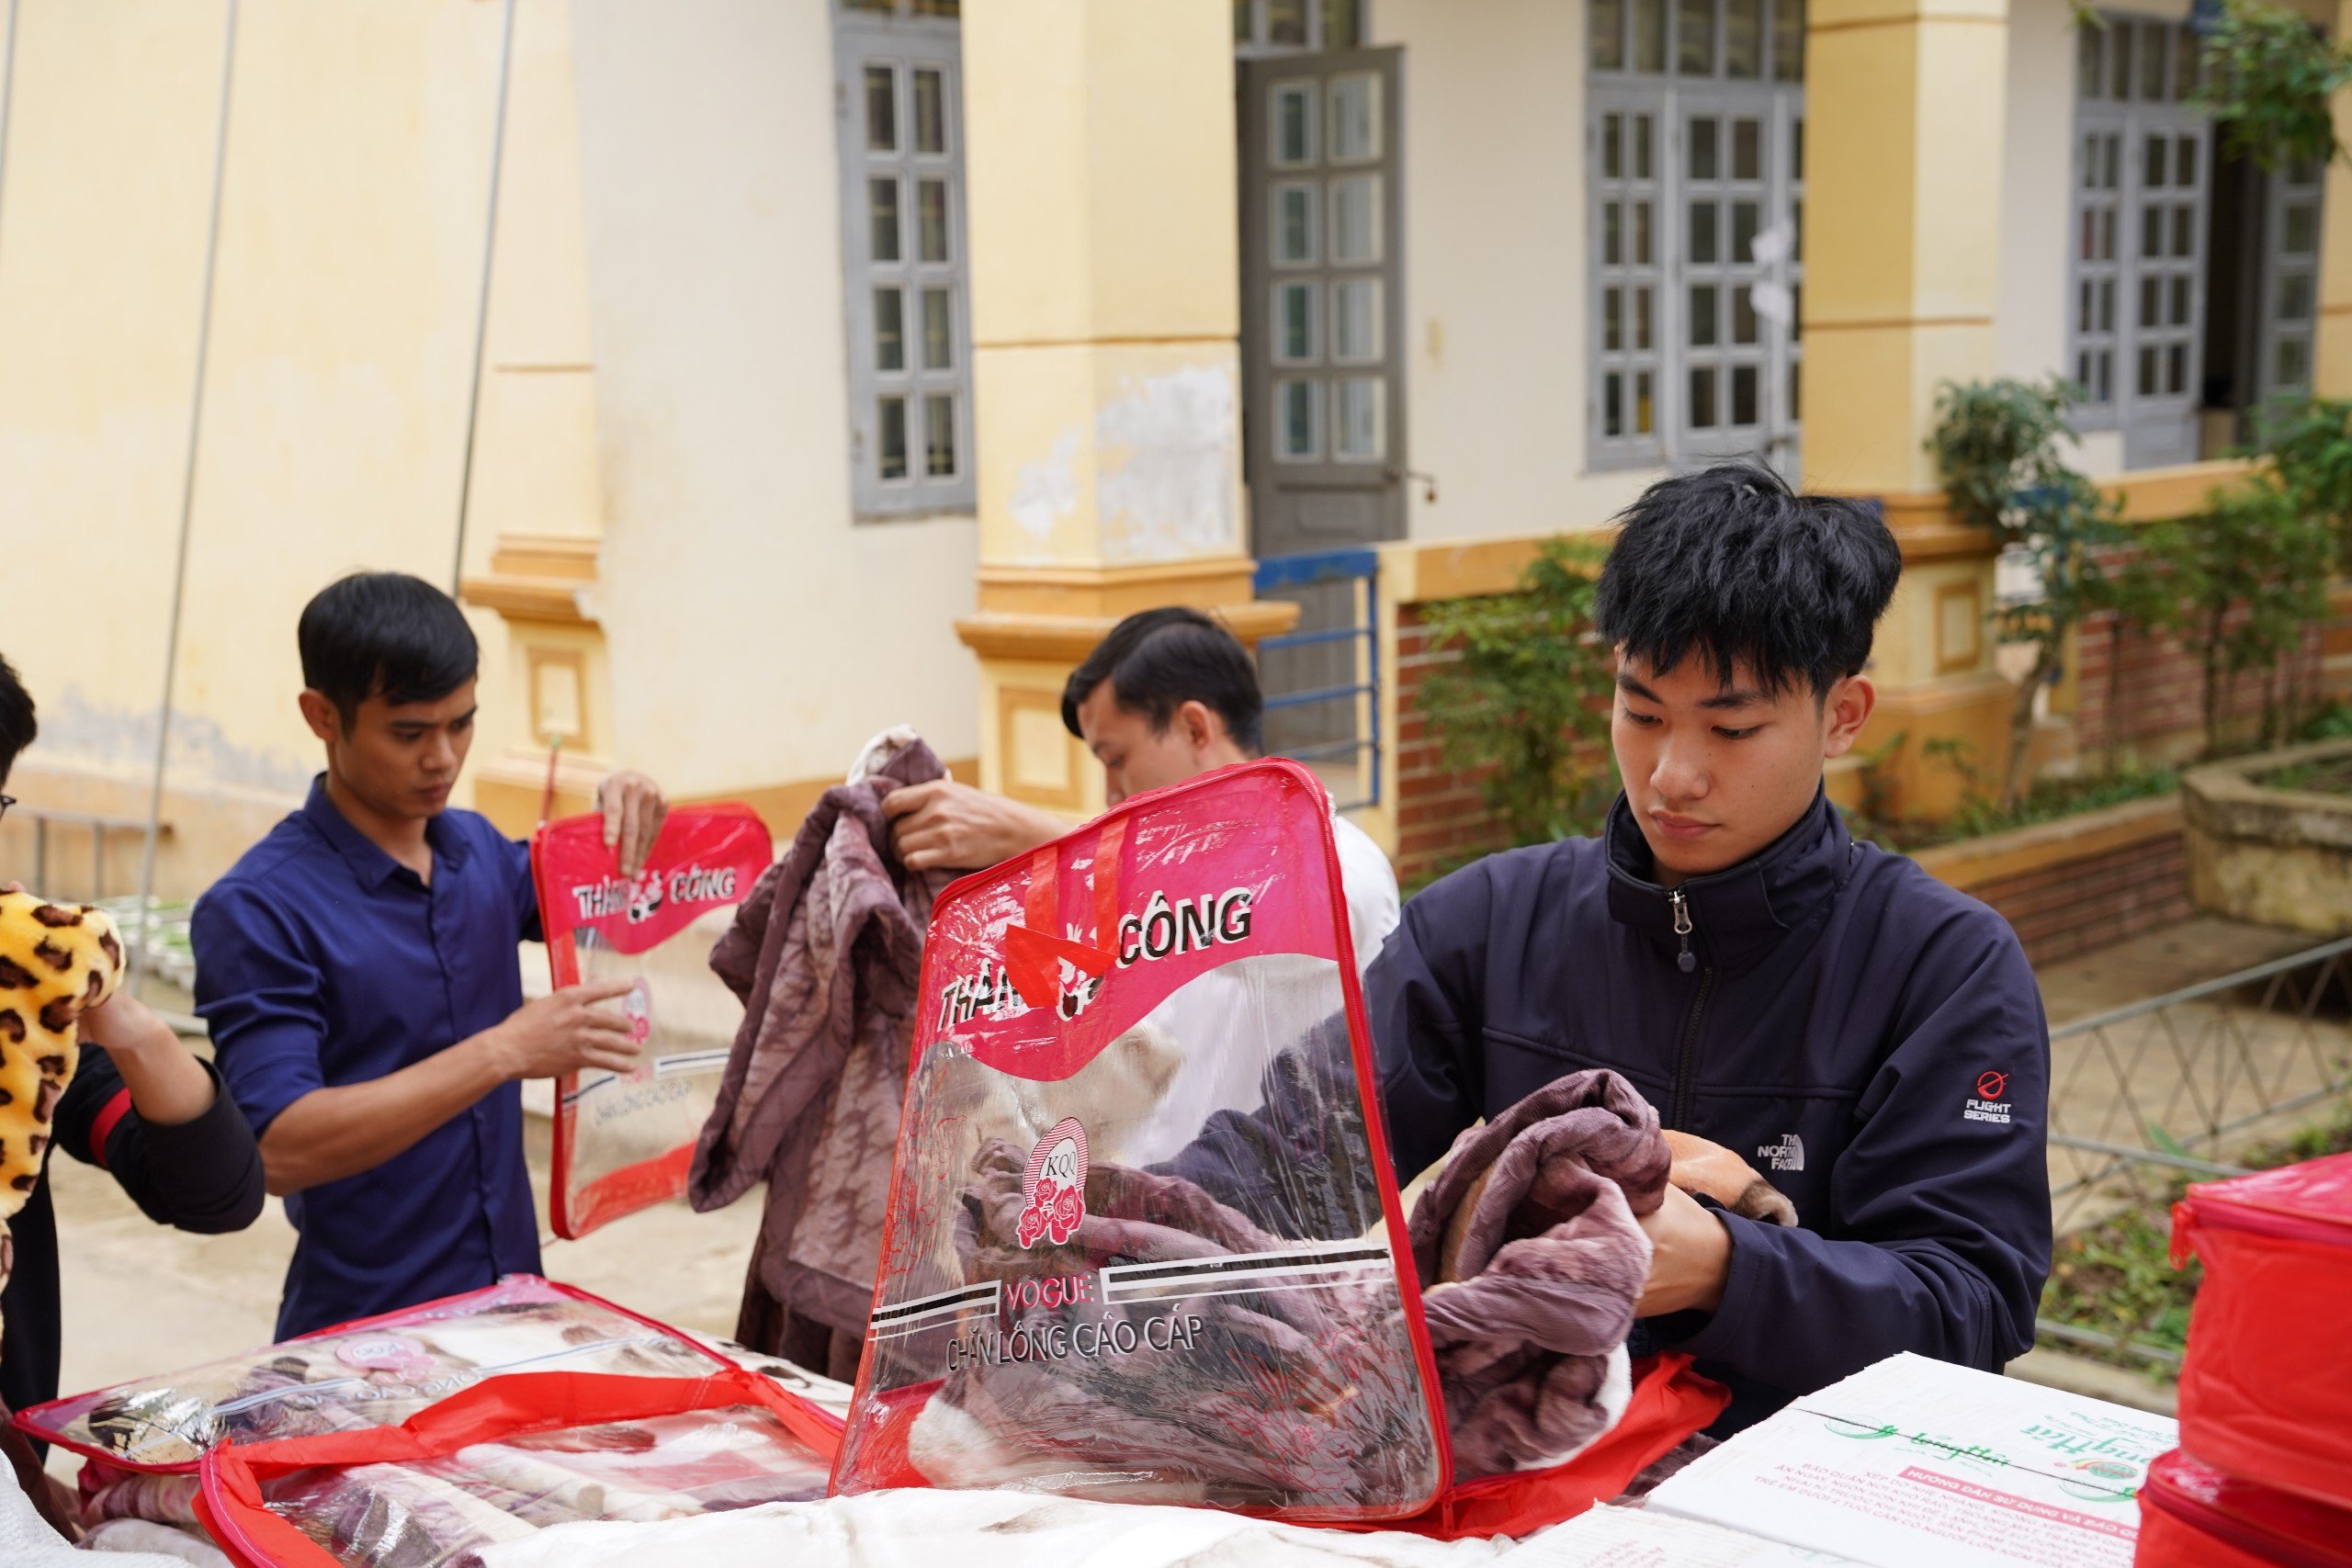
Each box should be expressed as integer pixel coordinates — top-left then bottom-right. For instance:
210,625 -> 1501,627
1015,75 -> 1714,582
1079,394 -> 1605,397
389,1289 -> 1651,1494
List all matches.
1015,1117 -> 1089,1248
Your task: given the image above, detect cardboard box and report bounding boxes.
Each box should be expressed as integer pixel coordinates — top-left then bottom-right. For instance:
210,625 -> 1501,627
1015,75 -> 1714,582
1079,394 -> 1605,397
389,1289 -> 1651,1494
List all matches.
1524,1503 -> 1860,1564
1644,1354 -> 2177,1568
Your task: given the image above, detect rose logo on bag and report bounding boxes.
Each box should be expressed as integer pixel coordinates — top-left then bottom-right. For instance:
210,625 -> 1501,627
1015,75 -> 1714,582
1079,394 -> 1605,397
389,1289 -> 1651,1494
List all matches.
335,1335 -> 435,1379
1015,1117 -> 1090,1249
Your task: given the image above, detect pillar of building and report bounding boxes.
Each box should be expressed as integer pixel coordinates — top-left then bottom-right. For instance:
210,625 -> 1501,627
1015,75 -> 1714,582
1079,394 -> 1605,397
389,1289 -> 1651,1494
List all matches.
2318,0 -> 2352,396
455,0 -> 616,835
953,0 -> 1293,820
1803,0 -> 2017,818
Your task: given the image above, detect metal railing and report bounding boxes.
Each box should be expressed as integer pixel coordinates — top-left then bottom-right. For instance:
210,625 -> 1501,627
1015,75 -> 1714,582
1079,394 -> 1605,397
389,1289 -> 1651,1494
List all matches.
1253,547 -> 1380,811
2037,934 -> 2352,1365
7,804 -> 149,903
2046,934 -> 2352,1220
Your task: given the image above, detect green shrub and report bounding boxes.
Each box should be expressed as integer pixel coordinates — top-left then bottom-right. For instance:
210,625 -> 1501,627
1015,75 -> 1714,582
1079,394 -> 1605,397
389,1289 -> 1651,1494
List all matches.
1419,539 -> 1618,850
2192,0 -> 2352,174
1928,378 -> 2131,806
2138,477 -> 2335,753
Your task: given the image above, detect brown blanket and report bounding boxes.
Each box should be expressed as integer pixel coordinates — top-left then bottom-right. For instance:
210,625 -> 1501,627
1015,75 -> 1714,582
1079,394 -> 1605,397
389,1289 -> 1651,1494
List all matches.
690,739 -> 953,1377
1405,1069 -> 1669,1480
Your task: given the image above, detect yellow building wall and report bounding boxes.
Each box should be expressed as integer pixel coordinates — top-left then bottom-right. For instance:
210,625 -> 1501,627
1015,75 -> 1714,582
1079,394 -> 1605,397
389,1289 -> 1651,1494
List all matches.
1996,0 -> 2079,391
568,0 -> 979,800
0,0 -> 529,897
1372,0 -> 1667,538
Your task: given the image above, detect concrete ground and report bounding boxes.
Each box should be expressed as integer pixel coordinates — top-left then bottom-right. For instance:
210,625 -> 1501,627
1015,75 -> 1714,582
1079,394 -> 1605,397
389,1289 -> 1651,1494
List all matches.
39,914 -> 2346,1460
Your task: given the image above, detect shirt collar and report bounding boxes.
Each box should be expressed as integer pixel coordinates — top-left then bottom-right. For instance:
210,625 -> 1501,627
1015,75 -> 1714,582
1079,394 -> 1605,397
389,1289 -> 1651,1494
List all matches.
301,774 -> 469,890
1603,784 -> 1853,973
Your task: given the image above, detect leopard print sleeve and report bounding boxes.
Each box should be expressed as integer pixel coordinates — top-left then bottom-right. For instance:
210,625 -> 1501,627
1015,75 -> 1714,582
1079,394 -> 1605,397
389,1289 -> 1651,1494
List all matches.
0,889 -> 124,1348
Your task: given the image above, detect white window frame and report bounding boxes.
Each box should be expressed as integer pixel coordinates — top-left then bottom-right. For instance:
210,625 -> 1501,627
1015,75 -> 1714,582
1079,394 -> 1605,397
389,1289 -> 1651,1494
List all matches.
2068,15 -> 2211,468
835,3 -> 975,520
2257,157 -> 2324,405
1235,0 -> 1369,58
1587,0 -> 1804,475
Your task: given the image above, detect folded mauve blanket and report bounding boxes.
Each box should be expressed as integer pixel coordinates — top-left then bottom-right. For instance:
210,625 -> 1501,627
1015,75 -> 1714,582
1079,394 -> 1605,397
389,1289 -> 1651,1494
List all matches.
1405,1070 -> 1669,1480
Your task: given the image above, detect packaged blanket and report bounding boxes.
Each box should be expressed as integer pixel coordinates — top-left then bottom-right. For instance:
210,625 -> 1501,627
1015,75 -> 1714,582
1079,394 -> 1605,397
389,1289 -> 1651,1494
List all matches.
831,761 -> 1445,1521
229,1404 -> 831,1566
193,1368 -> 842,1568
17,1278 -> 728,1472
533,806 -> 773,1238
832,762 -> 1728,1535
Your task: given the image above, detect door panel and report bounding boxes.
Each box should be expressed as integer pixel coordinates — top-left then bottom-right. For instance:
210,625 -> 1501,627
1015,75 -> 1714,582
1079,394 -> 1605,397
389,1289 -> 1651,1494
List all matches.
1240,48 -> 1406,558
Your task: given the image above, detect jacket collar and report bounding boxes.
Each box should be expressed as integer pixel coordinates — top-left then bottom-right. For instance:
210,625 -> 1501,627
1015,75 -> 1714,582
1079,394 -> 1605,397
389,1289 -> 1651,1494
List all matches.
1603,785 -> 1853,974
301,773 -> 467,890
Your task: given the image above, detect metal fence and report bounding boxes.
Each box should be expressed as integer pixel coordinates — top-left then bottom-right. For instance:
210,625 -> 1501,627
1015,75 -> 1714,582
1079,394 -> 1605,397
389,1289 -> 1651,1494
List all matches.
2038,934 -> 2352,1364
1253,548 -> 1380,811
6,804 -> 147,903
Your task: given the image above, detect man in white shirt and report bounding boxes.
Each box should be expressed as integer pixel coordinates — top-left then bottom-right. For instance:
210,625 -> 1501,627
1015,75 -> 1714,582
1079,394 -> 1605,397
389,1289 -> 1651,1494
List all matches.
885,606 -> 1399,970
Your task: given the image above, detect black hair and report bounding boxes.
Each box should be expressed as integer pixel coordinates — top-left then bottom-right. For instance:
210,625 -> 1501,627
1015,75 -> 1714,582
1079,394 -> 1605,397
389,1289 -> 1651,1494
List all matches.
1061,607 -> 1265,754
1592,462 -> 1901,698
298,572 -> 480,727
0,652 -> 35,786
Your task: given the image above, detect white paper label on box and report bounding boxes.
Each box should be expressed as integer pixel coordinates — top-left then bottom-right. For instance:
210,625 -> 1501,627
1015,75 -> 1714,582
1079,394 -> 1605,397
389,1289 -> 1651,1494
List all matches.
1645,1354 -> 2177,1568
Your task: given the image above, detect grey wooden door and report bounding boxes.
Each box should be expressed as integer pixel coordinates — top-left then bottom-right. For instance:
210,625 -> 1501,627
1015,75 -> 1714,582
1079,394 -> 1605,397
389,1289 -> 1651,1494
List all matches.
2256,157 -> 2324,404
1239,48 -> 1406,558
2070,17 -> 2211,470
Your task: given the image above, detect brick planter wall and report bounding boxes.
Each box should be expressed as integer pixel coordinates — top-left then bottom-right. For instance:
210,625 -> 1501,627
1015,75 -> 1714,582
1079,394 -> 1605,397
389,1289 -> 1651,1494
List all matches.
1394,606 -> 1502,886
2072,605 -> 2329,765
2067,539 -> 2352,766
1908,796 -> 2190,967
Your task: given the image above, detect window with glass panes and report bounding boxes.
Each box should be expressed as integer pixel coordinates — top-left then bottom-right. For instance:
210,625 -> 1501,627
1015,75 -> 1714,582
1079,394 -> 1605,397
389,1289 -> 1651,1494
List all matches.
2258,156 -> 2324,402
1234,0 -> 1365,55
2069,16 -> 2211,469
1588,0 -> 1804,473
836,0 -> 973,517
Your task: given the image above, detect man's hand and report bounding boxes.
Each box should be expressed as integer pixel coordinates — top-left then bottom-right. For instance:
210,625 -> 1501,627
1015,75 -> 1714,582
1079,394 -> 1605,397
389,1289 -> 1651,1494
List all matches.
597,771 -> 669,875
1636,1180 -> 1734,1317
262,978 -> 645,1197
488,979 -> 644,1081
881,779 -> 1065,873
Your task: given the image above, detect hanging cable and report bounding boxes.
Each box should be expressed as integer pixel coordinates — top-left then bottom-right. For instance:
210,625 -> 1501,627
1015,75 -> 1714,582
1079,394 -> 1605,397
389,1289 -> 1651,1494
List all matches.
449,0 -> 517,594
130,0 -> 240,991
0,2 -> 21,244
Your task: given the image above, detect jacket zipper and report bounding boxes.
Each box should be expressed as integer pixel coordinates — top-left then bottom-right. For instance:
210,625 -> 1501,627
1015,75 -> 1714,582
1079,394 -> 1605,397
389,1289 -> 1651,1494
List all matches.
1668,888 -> 1713,1130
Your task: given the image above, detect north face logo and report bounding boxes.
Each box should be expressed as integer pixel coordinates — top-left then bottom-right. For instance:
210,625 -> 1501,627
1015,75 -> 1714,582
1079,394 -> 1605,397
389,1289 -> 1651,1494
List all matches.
1758,1134 -> 1804,1172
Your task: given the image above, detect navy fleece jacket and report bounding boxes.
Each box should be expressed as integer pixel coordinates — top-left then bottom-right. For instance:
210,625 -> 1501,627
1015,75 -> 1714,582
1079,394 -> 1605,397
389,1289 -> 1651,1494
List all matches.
1369,790 -> 2052,1432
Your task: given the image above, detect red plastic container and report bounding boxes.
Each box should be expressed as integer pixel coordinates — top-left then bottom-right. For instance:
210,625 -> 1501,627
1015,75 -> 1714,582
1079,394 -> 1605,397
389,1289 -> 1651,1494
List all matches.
2134,1448 -> 2352,1568
2170,1152 -> 2352,1512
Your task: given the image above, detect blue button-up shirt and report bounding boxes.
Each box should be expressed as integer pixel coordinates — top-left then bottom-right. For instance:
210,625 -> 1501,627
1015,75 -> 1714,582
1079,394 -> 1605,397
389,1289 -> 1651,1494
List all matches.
193,777 -> 544,1338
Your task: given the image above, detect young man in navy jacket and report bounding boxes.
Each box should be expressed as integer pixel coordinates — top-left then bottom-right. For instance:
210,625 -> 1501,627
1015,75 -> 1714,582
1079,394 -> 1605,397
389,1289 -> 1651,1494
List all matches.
1372,464 -> 2052,1433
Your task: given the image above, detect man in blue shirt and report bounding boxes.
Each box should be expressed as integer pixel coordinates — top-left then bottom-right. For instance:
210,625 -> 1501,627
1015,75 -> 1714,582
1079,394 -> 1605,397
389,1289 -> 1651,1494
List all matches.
193,573 -> 669,1337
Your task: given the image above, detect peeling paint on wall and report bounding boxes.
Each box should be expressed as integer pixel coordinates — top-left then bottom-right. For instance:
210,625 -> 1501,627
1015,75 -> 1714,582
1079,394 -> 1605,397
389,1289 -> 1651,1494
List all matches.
39,686 -> 314,798
1095,366 -> 1237,565
1010,428 -> 1081,545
